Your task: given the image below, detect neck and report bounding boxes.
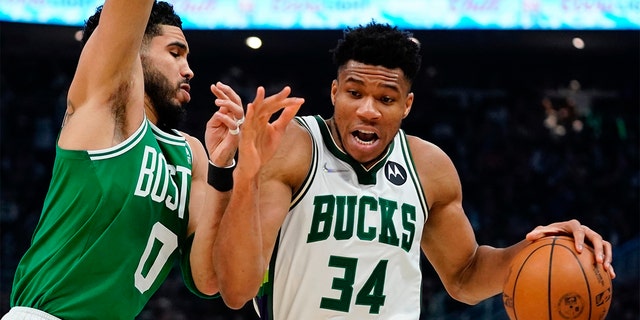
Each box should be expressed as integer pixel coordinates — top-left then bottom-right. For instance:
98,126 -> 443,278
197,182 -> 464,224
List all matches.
327,118 -> 345,151
144,98 -> 158,125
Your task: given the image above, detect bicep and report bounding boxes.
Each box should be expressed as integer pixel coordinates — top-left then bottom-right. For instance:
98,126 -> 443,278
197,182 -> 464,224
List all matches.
421,200 -> 478,284
187,136 -> 210,235
257,122 -> 311,263
411,137 -> 479,286
258,176 -> 294,264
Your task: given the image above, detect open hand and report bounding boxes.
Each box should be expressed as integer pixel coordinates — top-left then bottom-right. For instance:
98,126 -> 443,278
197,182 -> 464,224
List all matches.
237,86 -> 305,176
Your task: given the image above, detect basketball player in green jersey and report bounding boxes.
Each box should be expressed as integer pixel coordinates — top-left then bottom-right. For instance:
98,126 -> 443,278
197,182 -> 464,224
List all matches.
212,22 -> 616,319
3,1 -> 304,319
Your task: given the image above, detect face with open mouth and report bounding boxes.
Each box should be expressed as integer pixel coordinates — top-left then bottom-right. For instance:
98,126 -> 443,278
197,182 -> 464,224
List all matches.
329,60 -> 414,168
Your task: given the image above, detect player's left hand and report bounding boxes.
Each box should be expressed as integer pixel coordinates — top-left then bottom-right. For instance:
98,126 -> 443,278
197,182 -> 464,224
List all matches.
205,81 -> 244,167
235,86 -> 304,177
525,219 -> 615,279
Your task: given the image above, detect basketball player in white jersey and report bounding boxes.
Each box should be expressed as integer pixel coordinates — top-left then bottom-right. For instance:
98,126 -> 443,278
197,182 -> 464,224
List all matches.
214,22 -> 616,319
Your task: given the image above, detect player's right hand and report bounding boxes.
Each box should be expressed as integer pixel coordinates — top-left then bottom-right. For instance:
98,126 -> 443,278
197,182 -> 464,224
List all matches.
205,81 -> 244,167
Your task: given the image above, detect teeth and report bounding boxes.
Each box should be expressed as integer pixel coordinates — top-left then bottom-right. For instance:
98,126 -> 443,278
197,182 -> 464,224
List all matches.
352,130 -> 377,145
354,135 -> 374,145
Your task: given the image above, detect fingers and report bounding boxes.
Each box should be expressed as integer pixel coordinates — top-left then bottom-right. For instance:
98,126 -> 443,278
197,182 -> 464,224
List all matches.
596,238 -> 616,279
215,81 -> 242,105
246,86 -> 278,123
272,98 -> 304,132
525,219 -> 616,279
236,114 -> 245,125
210,111 -> 241,135
211,82 -> 244,122
577,224 -> 615,278
604,242 -> 616,279
525,226 -> 546,242
247,86 -> 303,124
568,219 -> 587,252
209,84 -> 302,137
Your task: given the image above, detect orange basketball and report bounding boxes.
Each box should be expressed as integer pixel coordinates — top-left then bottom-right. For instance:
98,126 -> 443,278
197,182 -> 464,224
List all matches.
502,236 -> 612,320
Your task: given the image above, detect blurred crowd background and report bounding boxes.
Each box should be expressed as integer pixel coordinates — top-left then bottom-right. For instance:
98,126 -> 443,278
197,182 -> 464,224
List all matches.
1,23 -> 638,319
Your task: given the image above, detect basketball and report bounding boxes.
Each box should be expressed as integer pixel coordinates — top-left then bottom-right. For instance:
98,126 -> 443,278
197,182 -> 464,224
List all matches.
502,236 -> 612,320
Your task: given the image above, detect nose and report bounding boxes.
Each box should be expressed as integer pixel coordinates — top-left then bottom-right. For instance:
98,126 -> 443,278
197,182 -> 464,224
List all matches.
182,63 -> 194,81
356,97 -> 381,120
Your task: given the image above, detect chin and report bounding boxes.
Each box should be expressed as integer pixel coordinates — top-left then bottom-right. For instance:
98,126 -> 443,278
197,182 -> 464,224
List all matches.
348,150 -> 376,165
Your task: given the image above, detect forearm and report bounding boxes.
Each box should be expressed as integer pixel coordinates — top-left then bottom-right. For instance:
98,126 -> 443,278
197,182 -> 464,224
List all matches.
85,0 -> 154,76
452,240 -> 530,304
213,170 -> 266,309
190,186 -> 230,296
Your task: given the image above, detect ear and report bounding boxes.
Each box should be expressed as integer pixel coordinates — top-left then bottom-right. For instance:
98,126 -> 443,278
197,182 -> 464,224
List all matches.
402,92 -> 414,119
330,79 -> 338,105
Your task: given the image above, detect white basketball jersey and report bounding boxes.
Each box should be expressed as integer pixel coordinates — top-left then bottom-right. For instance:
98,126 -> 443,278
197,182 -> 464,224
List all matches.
254,115 -> 429,320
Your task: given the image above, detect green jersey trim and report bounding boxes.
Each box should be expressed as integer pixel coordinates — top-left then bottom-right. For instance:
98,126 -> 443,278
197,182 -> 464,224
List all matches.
398,130 -> 429,221
149,122 -> 187,146
87,119 -> 149,161
291,117 -> 319,210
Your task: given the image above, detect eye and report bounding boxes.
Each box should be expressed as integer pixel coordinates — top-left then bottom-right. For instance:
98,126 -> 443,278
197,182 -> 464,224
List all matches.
170,51 -> 180,58
380,96 -> 394,104
348,90 -> 361,98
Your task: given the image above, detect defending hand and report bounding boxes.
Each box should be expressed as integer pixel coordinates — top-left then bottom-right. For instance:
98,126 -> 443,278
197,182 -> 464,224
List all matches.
205,81 -> 244,167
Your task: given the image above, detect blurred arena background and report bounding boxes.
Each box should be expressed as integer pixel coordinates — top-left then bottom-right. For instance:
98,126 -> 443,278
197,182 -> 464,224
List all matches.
1,1 -> 638,319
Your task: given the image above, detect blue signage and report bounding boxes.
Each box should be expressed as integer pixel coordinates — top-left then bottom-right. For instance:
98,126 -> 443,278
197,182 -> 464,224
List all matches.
1,0 -> 639,30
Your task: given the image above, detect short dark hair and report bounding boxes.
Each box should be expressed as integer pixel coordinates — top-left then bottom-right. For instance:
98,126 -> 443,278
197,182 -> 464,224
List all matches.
81,1 -> 182,45
330,21 -> 422,83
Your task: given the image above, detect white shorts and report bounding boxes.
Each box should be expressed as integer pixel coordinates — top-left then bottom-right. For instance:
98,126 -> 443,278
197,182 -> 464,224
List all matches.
2,307 -> 60,320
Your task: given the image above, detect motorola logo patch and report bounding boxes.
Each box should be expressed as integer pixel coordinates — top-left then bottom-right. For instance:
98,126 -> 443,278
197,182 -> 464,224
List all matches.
384,161 -> 407,186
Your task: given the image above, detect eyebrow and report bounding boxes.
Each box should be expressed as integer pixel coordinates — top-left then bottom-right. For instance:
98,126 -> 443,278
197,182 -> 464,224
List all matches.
168,41 -> 189,53
345,76 -> 401,93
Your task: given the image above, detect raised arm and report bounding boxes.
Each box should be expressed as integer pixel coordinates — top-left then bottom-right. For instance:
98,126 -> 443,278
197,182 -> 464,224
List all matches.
61,0 -> 152,150
188,82 -> 244,295
213,86 -> 305,309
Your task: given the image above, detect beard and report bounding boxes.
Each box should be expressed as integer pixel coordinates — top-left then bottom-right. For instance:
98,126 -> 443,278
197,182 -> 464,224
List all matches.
142,61 -> 187,132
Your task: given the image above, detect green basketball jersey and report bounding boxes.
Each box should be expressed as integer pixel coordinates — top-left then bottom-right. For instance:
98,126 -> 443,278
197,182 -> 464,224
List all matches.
10,119 -> 199,319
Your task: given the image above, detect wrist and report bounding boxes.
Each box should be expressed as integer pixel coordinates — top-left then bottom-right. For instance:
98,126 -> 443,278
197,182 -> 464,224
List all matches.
208,159 -> 235,191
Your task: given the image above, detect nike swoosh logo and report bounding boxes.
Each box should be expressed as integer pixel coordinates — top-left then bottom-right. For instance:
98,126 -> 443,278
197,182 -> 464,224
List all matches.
323,162 -> 349,173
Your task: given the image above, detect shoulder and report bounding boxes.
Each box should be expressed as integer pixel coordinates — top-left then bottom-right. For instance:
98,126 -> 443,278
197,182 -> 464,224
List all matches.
406,135 -> 456,172
179,131 -> 201,146
176,131 -> 205,155
179,131 -> 208,176
273,118 -> 314,154
264,118 -> 314,191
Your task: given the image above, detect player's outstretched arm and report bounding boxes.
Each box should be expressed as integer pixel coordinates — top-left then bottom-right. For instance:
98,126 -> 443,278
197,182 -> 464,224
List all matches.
414,137 -> 615,305
213,86 -> 304,309
189,82 -> 245,295
412,137 -> 527,305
